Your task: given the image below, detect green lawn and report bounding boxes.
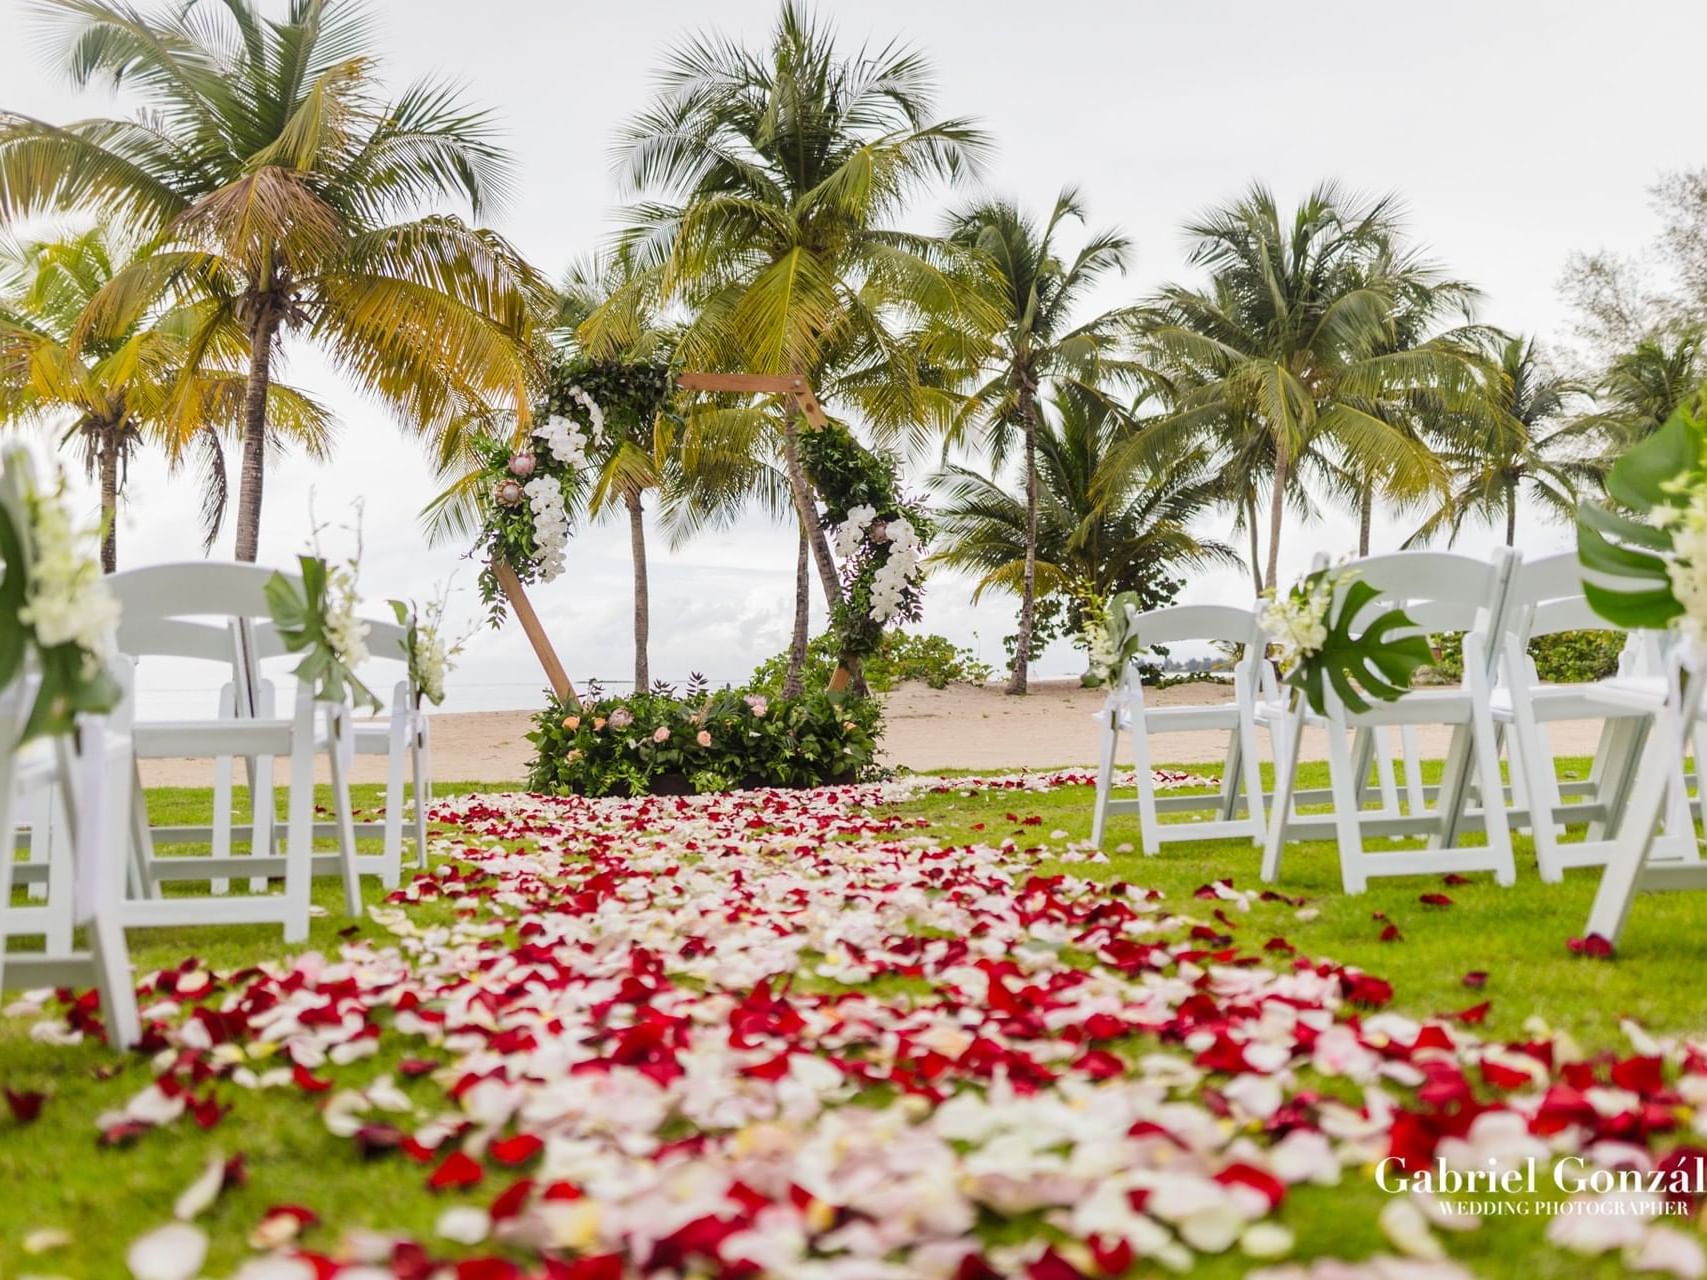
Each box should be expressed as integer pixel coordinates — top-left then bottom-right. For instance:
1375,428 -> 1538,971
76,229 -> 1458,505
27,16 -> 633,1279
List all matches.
0,766 -> 1697,1278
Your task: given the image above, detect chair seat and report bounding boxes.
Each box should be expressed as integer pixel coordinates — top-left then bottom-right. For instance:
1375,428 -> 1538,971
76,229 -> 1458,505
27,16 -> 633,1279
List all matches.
1258,688 -> 1472,728
1142,704 -> 1241,732
133,718 -> 321,758
1491,680 -> 1660,722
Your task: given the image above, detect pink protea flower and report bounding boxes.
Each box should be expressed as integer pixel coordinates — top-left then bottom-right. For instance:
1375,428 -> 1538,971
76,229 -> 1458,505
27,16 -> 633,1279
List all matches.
507,451 -> 538,479
493,477 -> 525,507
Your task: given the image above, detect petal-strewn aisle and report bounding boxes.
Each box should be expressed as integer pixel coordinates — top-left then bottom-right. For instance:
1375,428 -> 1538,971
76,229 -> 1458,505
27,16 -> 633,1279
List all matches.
12,777 -> 1707,1278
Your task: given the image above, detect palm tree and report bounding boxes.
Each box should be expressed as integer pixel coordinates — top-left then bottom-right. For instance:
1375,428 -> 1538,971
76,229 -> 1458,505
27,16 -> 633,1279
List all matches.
0,226 -> 328,569
1135,183 -> 1471,589
945,188 -> 1137,693
558,254 -> 679,693
1588,328 -> 1707,448
1409,336 -> 1597,545
0,0 -> 547,561
601,1 -> 991,617
934,386 -> 1231,660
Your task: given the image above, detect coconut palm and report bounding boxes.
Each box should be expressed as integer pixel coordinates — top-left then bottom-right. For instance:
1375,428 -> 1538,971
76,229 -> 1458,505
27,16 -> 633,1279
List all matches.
1409,336 -> 1597,545
601,0 -> 991,617
0,0 -> 547,561
558,253 -> 680,693
1588,328 -> 1707,448
1135,183 -> 1473,588
944,188 -> 1139,692
934,386 -> 1230,660
0,226 -> 329,569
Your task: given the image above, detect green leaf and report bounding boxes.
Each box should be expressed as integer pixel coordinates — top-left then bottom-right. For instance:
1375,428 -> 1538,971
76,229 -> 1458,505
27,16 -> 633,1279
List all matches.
0,502 -> 27,693
1285,575 -> 1434,716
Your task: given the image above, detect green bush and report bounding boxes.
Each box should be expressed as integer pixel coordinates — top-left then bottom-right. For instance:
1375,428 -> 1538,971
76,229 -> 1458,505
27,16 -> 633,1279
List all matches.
748,632 -> 993,695
525,685 -> 884,796
1426,630 -> 1625,684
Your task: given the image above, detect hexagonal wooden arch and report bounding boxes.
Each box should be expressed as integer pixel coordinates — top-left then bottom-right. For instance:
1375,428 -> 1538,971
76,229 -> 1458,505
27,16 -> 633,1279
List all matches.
495,372 -> 831,710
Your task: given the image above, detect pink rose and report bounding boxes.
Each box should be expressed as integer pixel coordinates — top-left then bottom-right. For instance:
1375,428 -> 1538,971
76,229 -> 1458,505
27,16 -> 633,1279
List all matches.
652,726 -> 670,743
696,730 -> 712,747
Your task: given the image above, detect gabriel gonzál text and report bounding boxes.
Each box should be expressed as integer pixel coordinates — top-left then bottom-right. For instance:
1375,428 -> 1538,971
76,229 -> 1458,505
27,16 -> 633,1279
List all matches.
1377,1155 -> 1707,1197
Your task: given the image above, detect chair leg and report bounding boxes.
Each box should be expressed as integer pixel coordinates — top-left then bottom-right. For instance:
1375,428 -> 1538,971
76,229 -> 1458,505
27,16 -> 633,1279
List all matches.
1325,724 -> 1369,894
1372,729 -> 1401,819
282,738 -> 315,944
326,712 -> 362,918
1586,713 -> 1686,944
1131,710 -> 1163,856
91,737 -> 139,1049
410,731 -> 430,870
127,761 -> 159,901
1432,726 -> 1474,850
382,728 -> 407,890
1261,709 -> 1306,883
1090,712 -> 1118,848
248,753 -> 274,893
1400,727 -> 1425,816
1239,706 -> 1268,848
1470,704 -> 1518,886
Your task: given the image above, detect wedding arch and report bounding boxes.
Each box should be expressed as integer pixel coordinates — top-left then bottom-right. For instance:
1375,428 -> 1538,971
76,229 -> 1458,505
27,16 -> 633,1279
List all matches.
481,369 -> 927,709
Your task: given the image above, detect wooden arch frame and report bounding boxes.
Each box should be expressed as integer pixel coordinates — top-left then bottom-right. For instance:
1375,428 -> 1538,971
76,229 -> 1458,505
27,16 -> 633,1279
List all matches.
495,372 -> 829,709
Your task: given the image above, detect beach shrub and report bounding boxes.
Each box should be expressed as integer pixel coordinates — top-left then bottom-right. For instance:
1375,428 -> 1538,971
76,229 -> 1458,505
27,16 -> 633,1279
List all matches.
749,632 -> 992,694
1426,630 -> 1625,684
525,685 -> 883,795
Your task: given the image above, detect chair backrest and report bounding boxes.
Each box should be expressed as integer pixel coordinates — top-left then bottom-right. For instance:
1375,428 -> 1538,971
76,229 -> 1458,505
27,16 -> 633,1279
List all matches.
1337,549 -> 1516,638
113,615 -> 241,665
107,563 -> 291,628
1126,603 -> 1263,648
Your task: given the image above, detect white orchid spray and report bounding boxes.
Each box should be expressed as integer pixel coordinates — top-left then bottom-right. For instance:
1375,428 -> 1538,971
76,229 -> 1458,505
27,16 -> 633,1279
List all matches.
392,582 -> 472,707
0,446 -> 122,739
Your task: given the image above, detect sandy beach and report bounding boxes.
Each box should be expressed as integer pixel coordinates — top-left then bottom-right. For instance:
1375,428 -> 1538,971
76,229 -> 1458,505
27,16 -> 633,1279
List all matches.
137,679 -> 1608,787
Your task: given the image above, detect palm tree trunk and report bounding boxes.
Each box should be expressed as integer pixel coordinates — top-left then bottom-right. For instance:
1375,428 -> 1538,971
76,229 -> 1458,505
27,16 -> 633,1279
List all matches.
1505,480 -> 1517,545
780,410 -> 841,608
1264,436 -> 1289,591
233,304 -> 281,564
97,421 -> 120,574
1358,482 -> 1373,558
1245,488 -> 1263,595
624,483 -> 649,693
784,518 -> 810,699
1007,382 -> 1040,696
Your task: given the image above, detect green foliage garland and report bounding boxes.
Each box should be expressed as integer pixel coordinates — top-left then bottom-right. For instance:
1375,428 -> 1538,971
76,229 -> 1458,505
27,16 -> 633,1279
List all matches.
798,421 -> 932,669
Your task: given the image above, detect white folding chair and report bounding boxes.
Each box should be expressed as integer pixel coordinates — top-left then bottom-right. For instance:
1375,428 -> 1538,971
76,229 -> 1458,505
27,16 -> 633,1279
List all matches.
1,675 -> 141,1049
1490,552 -> 1694,880
1260,549 -> 1520,893
1090,604 -> 1275,851
107,563 -> 362,943
253,614 -> 432,889
1584,652 -> 1707,944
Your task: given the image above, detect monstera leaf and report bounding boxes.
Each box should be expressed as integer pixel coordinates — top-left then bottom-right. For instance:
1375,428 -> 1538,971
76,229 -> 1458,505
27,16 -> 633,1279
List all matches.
1286,575 -> 1434,716
1576,400 -> 1705,629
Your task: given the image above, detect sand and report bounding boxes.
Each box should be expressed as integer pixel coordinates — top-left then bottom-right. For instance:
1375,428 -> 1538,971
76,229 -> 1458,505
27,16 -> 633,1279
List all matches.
137,679 -> 1608,788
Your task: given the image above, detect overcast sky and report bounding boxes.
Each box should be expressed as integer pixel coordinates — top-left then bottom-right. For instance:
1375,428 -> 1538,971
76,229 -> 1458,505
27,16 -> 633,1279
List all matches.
2,0 -> 1700,710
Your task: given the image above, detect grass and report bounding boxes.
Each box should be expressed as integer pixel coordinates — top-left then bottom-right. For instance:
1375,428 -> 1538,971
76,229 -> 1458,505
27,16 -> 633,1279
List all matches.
0,764 -> 1698,1278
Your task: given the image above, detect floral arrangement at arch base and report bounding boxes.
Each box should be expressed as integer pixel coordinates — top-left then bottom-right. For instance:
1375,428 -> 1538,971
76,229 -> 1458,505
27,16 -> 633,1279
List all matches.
803,420 -> 931,688
0,447 -> 122,740
527,680 -> 882,796
1260,567 -> 1433,715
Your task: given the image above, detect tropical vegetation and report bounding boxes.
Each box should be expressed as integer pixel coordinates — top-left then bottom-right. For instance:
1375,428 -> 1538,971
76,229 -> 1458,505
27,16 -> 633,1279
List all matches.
0,0 -> 1688,694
